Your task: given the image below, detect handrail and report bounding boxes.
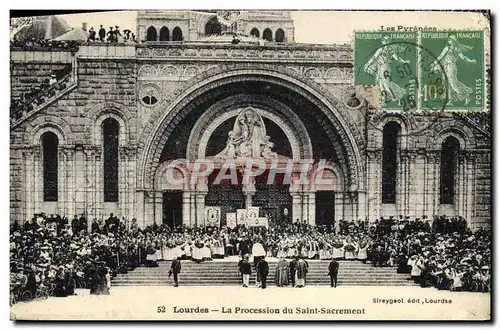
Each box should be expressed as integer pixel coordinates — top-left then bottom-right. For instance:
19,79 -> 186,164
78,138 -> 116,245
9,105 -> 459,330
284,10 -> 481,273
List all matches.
10,56 -> 78,129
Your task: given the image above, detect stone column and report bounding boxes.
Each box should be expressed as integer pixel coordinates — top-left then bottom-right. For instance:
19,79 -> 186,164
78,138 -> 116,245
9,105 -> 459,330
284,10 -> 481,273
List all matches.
426,151 -> 440,217
24,147 -> 35,222
290,192 -> 302,223
64,148 -> 75,220
33,148 -> 42,214
457,151 -> 466,217
465,152 -> 477,228
358,190 -> 367,221
366,150 -> 381,220
195,193 -> 206,226
243,180 -> 256,209
58,148 -> 67,217
154,191 -> 163,225
306,192 -> 316,225
334,192 -> 344,229
94,146 -> 103,220
182,191 -> 192,226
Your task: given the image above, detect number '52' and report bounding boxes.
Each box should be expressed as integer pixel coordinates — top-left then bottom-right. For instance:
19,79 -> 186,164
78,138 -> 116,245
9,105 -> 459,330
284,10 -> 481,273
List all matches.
157,306 -> 166,313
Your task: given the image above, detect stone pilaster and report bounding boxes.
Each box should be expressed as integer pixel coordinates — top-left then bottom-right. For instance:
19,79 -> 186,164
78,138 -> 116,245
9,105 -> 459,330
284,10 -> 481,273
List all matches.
366,149 -> 381,221
426,151 -> 440,217
465,152 -> 477,228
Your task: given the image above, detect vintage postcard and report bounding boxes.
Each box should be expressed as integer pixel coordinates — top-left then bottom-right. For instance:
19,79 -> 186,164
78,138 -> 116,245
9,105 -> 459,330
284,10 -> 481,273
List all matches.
9,9 -> 491,321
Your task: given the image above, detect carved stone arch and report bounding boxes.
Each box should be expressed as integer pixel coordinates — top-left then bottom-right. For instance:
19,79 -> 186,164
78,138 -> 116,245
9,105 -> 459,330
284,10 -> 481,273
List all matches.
30,124 -> 66,147
183,65 -> 201,77
308,161 -> 345,192
430,121 -> 476,150
23,114 -> 73,146
138,64 -> 364,191
198,14 -> 218,36
87,106 -> 132,147
138,64 -> 158,77
303,67 -> 322,79
160,65 -> 180,77
155,159 -> 190,191
186,94 -> 313,161
434,129 -> 468,150
376,114 -> 410,149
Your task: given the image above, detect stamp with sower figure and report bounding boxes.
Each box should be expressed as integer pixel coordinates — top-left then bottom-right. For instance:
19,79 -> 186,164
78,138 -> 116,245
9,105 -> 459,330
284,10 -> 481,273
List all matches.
354,32 -> 418,111
420,30 -> 484,111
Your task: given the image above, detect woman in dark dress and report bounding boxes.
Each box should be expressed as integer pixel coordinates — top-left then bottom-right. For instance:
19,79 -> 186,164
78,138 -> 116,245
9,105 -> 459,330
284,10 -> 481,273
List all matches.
89,266 -> 101,295
98,267 -> 110,295
54,268 -> 68,297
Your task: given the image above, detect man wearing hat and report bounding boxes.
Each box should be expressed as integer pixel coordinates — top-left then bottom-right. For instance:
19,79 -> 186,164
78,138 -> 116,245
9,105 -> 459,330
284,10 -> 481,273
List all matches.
98,25 -> 106,42
238,254 -> 252,288
168,257 -> 182,287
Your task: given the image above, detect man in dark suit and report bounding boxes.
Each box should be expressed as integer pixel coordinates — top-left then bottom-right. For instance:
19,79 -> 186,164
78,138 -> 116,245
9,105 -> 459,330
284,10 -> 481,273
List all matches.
169,257 -> 182,287
98,25 -> 106,42
256,257 -> 269,289
289,256 -> 298,287
329,258 -> 339,288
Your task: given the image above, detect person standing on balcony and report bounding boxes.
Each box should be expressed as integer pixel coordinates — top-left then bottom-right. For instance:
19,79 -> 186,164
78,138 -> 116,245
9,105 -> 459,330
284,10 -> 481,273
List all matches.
98,25 -> 105,42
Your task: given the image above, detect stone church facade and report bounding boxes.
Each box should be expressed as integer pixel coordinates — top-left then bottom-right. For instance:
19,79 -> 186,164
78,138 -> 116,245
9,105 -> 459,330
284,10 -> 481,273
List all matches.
10,11 -> 491,229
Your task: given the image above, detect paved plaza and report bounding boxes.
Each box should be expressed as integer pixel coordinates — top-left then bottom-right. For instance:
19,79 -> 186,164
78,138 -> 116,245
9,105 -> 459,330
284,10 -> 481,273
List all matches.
11,286 -> 490,321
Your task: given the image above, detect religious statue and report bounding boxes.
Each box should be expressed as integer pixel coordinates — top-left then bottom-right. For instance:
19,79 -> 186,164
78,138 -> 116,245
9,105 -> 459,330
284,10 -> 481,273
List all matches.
217,11 -> 241,34
215,107 -> 278,160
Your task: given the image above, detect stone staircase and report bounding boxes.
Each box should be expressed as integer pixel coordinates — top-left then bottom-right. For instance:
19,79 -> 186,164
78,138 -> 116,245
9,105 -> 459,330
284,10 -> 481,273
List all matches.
10,60 -> 78,129
112,260 -> 417,287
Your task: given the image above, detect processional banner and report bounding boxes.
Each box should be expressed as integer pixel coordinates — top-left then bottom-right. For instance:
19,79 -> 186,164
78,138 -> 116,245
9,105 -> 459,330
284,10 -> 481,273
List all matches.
226,213 -> 237,229
204,206 -> 221,227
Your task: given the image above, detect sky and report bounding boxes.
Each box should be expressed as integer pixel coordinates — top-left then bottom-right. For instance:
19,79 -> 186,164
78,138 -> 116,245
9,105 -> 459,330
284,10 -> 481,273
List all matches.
58,10 -> 490,45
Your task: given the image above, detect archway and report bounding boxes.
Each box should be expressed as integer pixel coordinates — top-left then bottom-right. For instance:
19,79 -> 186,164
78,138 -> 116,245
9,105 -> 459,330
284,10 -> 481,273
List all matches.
172,27 -> 183,41
250,28 -> 260,38
275,28 -> 285,42
139,66 -> 364,226
159,26 -> 170,41
146,26 -> 157,41
263,28 -> 272,41
205,16 -> 222,36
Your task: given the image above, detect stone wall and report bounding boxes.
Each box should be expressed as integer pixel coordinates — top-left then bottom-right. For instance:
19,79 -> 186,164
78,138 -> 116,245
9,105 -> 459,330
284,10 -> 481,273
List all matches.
9,44 -> 491,229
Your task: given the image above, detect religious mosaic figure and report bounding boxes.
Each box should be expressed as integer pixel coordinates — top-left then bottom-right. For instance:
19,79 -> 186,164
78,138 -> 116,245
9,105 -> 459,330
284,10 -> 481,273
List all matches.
215,107 -> 277,159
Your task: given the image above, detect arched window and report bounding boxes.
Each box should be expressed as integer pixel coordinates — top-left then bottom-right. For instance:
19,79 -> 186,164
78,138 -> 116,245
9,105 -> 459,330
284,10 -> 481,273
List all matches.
275,28 -> 285,42
440,136 -> 460,204
159,26 -> 170,41
250,28 -> 260,38
146,26 -> 157,41
263,28 -> 272,42
42,132 -> 58,202
172,27 -> 183,41
103,118 -> 119,202
205,16 -> 221,36
382,122 -> 400,204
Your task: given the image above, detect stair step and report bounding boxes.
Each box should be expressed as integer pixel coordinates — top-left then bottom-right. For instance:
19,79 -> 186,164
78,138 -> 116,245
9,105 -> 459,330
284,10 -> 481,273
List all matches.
111,261 -> 414,287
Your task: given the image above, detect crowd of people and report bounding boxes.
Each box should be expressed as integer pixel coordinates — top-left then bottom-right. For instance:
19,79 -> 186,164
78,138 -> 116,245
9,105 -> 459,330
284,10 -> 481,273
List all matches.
10,38 -> 79,51
11,67 -> 72,122
9,212 -> 491,303
86,25 -> 137,43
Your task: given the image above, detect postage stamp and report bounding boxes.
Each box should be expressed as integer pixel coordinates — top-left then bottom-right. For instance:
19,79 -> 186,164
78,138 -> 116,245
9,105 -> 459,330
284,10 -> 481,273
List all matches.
420,30 -> 485,111
354,32 -> 418,111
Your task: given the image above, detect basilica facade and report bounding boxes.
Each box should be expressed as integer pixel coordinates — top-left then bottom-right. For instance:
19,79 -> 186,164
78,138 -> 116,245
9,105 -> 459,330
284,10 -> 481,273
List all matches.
10,11 -> 491,229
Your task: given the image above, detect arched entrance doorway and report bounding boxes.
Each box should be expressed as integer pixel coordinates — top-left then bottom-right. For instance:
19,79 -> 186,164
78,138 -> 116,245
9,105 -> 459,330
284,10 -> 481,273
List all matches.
140,67 -> 363,228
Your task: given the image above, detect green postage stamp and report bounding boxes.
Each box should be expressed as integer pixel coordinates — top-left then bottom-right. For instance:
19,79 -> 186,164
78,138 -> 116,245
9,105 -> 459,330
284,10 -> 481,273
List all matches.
420,30 -> 484,111
354,30 -> 485,111
354,32 -> 418,111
